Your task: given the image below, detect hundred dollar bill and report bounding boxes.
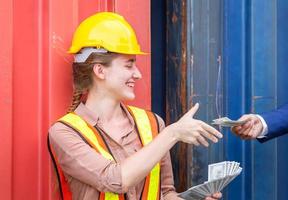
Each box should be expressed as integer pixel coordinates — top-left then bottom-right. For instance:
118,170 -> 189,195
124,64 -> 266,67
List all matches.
208,161 -> 227,181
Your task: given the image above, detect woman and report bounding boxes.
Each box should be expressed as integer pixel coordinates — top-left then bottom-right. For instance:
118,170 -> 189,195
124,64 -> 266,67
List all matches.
48,12 -> 223,200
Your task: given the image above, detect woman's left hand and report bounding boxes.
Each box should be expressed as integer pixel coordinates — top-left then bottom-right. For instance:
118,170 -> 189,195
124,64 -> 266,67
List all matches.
205,192 -> 222,200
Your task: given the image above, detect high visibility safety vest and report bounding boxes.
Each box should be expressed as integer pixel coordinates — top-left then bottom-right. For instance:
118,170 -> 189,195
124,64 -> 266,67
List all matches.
47,106 -> 161,200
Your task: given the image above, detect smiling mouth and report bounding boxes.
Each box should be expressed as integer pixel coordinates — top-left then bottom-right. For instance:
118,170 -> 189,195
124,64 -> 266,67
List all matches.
126,82 -> 135,88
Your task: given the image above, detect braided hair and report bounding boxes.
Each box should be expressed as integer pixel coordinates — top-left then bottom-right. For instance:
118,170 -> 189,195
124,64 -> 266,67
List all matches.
67,52 -> 118,112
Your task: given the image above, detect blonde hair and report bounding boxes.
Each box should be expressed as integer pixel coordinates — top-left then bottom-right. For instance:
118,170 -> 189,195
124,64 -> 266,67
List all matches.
67,52 -> 118,112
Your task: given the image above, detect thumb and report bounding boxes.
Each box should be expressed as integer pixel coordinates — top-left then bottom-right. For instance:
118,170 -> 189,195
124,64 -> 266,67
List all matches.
185,103 -> 199,118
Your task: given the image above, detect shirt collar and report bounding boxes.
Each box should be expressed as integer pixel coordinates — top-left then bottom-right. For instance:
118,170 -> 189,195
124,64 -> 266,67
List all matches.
74,102 -> 100,126
74,102 -> 135,128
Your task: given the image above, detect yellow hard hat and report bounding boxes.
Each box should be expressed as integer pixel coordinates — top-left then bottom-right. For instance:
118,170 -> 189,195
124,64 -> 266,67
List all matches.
68,12 -> 147,55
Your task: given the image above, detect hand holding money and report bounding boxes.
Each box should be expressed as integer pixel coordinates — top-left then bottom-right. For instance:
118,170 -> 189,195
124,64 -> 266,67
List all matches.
230,114 -> 264,140
179,161 -> 242,200
212,117 -> 247,127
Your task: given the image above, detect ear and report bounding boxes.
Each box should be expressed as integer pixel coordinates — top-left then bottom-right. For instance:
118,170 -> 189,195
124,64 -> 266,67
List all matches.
93,63 -> 106,79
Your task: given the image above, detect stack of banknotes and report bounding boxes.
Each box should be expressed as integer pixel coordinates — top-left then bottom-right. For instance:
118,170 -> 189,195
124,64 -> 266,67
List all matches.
211,117 -> 247,127
179,161 -> 242,200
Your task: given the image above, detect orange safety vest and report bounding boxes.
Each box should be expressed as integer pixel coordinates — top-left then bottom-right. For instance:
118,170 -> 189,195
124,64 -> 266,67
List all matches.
48,105 -> 161,200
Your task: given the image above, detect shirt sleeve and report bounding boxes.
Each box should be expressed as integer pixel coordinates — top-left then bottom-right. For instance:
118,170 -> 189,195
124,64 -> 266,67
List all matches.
154,114 -> 178,198
48,122 -> 125,193
255,114 -> 268,138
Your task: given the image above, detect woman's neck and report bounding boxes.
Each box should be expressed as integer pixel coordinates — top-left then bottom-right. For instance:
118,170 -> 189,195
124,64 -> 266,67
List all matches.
85,91 -> 123,123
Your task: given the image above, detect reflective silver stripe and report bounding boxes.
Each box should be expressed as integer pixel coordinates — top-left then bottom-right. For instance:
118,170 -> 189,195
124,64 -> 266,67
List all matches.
74,47 -> 108,63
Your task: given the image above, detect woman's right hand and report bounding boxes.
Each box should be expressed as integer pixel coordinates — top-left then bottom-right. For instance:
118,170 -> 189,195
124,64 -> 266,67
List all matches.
166,103 -> 223,147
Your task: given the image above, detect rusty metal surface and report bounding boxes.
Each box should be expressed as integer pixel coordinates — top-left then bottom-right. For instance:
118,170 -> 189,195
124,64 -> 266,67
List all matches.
166,0 -> 188,192
166,0 -> 223,192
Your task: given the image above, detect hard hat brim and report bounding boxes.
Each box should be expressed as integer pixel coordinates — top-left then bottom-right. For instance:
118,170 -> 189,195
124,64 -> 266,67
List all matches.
68,46 -> 149,55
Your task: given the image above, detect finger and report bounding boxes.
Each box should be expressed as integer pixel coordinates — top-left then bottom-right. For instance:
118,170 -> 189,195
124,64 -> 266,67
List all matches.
232,124 -> 252,138
237,121 -> 253,135
195,134 -> 209,147
241,134 -> 253,140
212,192 -> 222,198
186,137 -> 200,146
238,114 -> 253,122
240,124 -> 254,137
231,125 -> 242,134
247,125 -> 258,138
184,103 -> 199,118
200,129 -> 219,143
240,126 -> 254,139
192,140 -> 200,146
241,120 -> 253,130
205,197 -> 219,200
246,118 -> 262,138
200,122 -> 223,138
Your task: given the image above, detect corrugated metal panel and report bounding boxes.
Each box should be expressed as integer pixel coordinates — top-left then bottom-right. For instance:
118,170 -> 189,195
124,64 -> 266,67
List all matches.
0,0 -> 150,199
0,0 -> 13,199
251,1 -> 277,200
188,0 -> 288,199
187,0 -> 223,187
224,0 -> 288,200
223,0 -> 250,199
276,1 -> 288,199
165,0 -> 288,199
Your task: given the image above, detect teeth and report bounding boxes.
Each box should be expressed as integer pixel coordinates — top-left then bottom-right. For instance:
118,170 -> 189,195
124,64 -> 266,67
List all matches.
126,82 -> 134,87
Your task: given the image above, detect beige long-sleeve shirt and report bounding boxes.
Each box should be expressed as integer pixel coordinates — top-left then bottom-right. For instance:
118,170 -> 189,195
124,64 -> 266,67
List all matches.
49,103 -> 177,200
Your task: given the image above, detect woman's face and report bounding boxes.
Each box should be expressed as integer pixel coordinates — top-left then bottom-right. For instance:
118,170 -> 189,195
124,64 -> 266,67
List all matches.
102,54 -> 142,101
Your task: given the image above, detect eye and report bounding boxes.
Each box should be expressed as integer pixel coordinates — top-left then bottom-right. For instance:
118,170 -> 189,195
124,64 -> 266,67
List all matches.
125,64 -> 133,68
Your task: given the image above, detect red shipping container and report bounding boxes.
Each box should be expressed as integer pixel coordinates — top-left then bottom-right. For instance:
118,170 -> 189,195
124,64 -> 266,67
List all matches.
0,0 -> 151,199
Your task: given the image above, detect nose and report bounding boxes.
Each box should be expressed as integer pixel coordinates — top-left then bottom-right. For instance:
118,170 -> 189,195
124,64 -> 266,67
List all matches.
133,65 -> 142,79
